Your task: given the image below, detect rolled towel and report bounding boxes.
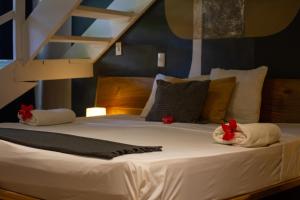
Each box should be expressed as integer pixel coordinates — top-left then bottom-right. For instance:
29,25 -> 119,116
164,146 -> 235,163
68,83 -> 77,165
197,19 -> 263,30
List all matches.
18,108 -> 76,126
213,121 -> 281,147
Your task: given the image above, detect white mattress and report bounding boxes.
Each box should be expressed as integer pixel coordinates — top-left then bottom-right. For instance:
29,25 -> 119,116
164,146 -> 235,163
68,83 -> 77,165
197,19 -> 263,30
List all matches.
0,115 -> 300,200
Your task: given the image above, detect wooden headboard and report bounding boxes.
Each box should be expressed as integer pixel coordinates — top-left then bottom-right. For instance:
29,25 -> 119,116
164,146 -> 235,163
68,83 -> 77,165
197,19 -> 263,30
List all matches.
260,79 -> 300,123
95,77 -> 154,115
96,77 -> 300,123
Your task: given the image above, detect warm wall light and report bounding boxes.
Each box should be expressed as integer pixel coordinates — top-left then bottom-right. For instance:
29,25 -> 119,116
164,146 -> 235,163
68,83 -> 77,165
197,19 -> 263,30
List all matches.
86,107 -> 107,117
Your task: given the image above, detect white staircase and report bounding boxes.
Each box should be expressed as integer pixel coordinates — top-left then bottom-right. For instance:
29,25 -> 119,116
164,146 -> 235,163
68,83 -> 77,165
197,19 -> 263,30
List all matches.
0,0 -> 156,109
0,61 -> 36,108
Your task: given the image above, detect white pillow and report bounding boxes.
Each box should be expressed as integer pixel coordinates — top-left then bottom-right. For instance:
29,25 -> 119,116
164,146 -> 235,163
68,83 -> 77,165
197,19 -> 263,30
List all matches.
141,74 -> 209,117
210,66 -> 268,123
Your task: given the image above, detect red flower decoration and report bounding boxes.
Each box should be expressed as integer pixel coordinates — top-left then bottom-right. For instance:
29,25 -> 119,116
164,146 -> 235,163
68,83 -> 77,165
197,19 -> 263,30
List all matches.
18,104 -> 33,121
162,115 -> 174,124
221,119 -> 237,141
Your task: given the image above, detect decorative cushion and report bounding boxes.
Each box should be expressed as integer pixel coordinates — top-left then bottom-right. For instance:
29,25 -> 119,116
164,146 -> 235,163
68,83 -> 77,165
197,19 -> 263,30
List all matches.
210,66 -> 268,123
202,77 -> 236,123
145,80 -> 210,123
141,74 -> 209,117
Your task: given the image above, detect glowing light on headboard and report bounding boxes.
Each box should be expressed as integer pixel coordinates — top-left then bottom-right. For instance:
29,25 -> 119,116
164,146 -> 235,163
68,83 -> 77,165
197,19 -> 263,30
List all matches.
86,107 -> 107,117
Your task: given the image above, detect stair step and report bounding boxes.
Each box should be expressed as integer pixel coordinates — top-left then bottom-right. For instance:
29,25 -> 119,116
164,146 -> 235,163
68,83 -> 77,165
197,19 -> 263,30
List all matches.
25,0 -> 82,60
50,35 -> 112,45
73,6 -> 134,20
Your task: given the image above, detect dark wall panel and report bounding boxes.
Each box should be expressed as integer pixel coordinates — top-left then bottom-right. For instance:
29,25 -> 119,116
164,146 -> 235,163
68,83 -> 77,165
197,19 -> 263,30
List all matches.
0,0 -> 13,59
202,38 -> 255,74
0,0 -> 33,59
202,10 -> 300,79
255,11 -> 300,79
95,45 -> 158,77
95,0 -> 192,78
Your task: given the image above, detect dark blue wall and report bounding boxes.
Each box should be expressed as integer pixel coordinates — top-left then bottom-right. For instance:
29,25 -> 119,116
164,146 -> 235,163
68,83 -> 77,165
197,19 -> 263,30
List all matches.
202,38 -> 255,74
0,0 -> 13,59
0,0 -> 33,59
94,0 -> 193,78
202,10 -> 300,79
254,11 -> 300,79
72,0 -> 193,116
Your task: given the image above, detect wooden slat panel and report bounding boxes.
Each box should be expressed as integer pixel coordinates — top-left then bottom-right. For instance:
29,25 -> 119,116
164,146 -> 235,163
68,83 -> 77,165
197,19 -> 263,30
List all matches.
95,77 -> 153,115
106,107 -> 143,115
260,79 -> 300,123
73,6 -> 134,20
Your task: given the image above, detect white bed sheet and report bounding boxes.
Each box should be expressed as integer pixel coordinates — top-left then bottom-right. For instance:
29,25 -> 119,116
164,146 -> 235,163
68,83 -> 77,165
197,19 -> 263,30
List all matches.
0,115 -> 300,200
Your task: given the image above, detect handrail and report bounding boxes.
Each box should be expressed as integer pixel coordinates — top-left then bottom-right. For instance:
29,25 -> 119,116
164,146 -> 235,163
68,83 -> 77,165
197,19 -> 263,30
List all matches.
0,10 -> 14,26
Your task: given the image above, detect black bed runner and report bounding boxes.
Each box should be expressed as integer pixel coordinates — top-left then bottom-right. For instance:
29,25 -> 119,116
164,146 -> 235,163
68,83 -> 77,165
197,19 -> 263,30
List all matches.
0,128 -> 162,159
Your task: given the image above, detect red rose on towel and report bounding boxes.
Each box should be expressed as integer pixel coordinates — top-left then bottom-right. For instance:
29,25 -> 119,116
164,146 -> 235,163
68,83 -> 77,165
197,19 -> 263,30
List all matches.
18,104 -> 33,121
162,115 -> 174,124
221,119 -> 237,141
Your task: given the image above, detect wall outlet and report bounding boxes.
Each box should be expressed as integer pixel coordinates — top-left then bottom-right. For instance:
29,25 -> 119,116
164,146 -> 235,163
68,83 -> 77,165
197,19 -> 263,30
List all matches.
116,42 -> 122,56
157,53 -> 165,67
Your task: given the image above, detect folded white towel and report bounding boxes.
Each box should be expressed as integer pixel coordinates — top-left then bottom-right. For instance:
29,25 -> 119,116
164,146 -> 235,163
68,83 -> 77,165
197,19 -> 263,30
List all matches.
18,109 -> 76,126
213,123 -> 281,147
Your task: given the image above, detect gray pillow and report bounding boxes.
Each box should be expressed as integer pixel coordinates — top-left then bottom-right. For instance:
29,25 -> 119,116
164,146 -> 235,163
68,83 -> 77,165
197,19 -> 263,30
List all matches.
145,80 -> 210,123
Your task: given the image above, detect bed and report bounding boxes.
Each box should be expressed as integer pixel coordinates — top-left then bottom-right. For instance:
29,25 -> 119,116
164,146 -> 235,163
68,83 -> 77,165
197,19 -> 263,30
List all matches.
0,77 -> 300,200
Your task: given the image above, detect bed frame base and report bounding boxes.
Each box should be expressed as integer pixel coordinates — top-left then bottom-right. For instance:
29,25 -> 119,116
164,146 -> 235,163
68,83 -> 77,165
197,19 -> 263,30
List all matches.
231,177 -> 300,200
0,188 -> 38,200
1,177 -> 300,200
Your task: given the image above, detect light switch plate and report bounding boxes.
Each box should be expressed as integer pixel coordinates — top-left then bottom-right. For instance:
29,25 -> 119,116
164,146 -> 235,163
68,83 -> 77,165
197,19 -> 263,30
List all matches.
157,53 -> 165,67
116,42 -> 122,56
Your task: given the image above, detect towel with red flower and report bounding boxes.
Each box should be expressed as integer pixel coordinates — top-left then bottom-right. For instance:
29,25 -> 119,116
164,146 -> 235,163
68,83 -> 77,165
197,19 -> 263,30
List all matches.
213,119 -> 281,147
18,104 -> 76,126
